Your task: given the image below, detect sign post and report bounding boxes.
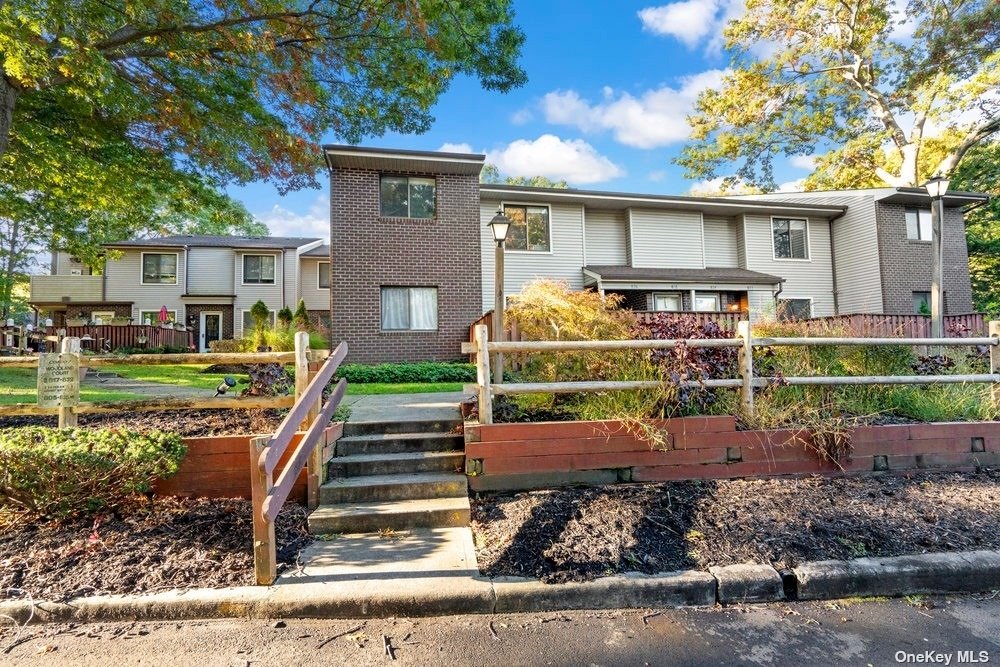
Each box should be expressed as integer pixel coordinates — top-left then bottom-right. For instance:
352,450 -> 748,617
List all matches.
37,337 -> 81,428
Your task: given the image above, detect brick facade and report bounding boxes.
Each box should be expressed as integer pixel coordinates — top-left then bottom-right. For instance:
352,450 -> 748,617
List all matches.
183,304 -> 234,350
63,303 -> 132,322
330,167 -> 483,362
875,203 -> 974,314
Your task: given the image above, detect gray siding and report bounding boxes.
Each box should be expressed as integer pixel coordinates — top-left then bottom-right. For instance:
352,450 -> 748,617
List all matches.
299,257 -> 330,311
742,214 -> 836,317
702,216 -> 738,268
481,199 -> 586,311
187,247 -> 235,296
628,208 -> 704,269
104,248 -> 186,321
234,250 -> 285,336
52,251 -> 92,276
584,209 -> 628,265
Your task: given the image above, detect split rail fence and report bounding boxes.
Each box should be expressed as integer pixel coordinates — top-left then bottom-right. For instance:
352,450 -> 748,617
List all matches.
464,321 -> 1000,424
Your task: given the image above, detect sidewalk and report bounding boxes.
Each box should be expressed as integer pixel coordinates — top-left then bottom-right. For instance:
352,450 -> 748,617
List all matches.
341,391 -> 471,423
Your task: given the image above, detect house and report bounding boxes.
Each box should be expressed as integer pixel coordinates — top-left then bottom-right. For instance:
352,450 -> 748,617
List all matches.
30,235 -> 332,352
325,145 -> 987,363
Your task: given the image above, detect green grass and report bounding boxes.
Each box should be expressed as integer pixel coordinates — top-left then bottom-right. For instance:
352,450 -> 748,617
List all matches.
99,364 -> 231,391
0,368 -> 143,405
345,382 -> 464,395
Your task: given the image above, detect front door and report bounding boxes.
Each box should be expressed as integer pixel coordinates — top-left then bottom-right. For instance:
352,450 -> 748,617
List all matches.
200,311 -> 223,352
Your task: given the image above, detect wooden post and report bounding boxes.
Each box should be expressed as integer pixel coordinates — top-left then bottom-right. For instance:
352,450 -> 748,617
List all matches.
294,331 -> 311,429
475,324 -> 493,424
58,336 -> 81,428
990,321 -> 1000,411
295,331 -> 321,510
250,435 -> 276,585
736,320 -> 754,417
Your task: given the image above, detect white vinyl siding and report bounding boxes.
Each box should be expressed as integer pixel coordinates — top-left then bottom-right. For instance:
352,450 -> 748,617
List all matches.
584,209 -> 628,265
53,251 -> 92,276
702,216 -> 738,268
234,251 -> 284,337
298,258 -> 330,311
104,248 -> 186,323
480,200 -> 586,311
628,208 -> 704,269
743,214 -> 835,317
187,247 -> 233,295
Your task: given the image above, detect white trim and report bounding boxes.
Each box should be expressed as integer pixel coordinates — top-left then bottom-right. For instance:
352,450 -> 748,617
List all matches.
140,251 -> 179,286
241,253 -> 279,286
580,204 -> 587,266
699,211 -> 707,269
325,147 -> 484,167
500,201 -> 554,253
199,310 -> 224,353
317,260 -> 331,290
770,216 -> 812,262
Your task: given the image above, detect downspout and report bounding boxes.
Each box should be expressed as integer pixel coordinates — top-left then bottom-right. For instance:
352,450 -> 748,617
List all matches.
281,249 -> 286,309
828,223 -> 839,315
184,245 -> 190,294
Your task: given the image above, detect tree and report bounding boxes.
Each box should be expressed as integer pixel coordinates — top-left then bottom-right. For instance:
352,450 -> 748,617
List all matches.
480,163 -> 569,188
293,299 -> 311,331
678,0 -> 1000,190
951,142 -> 1000,312
0,214 -> 44,320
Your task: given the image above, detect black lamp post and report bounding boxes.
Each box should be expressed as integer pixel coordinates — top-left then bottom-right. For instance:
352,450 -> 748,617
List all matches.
488,208 -> 511,384
923,175 -> 950,341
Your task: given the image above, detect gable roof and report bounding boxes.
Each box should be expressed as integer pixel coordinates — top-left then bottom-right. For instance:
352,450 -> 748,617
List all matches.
103,235 -> 322,250
301,244 -> 330,257
584,265 -> 784,286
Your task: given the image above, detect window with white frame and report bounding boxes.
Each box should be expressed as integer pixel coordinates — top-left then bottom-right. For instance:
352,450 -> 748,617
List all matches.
503,204 -> 551,251
318,261 -> 330,289
141,253 -> 178,284
243,254 -> 276,285
772,218 -> 809,259
652,293 -> 682,312
777,299 -> 812,321
380,176 -> 436,218
380,287 -> 438,331
241,309 -> 276,331
91,311 -> 115,324
694,293 -> 721,312
139,310 -> 177,324
905,208 -> 933,241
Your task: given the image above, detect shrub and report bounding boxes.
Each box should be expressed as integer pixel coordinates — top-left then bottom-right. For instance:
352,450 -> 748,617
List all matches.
336,361 -> 476,384
293,299 -> 311,331
277,306 -> 294,327
210,338 -> 254,353
0,427 -> 187,519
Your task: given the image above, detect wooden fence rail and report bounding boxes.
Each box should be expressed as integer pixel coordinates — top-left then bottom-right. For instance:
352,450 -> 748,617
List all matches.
464,321 -> 1000,423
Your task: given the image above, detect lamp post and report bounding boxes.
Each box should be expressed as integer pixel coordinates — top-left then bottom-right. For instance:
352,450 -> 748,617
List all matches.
924,175 -> 950,342
488,208 -> 511,384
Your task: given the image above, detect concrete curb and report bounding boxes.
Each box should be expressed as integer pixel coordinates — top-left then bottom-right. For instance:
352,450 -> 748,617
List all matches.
2,551 -> 999,625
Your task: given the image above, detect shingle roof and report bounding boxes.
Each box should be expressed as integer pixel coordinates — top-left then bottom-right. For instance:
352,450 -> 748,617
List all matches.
301,244 -> 331,257
103,235 -> 322,250
585,265 -> 785,285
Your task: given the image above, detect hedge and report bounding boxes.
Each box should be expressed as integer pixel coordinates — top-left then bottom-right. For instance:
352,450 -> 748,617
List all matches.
335,361 -> 476,384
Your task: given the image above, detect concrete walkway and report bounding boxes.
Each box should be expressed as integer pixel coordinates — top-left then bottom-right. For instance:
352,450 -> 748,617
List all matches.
81,370 -> 216,398
342,391 -> 471,423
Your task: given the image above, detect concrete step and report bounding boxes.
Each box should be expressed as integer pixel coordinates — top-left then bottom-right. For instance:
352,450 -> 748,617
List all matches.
319,472 -> 468,504
307,497 -> 471,534
327,451 -> 465,479
335,432 -> 464,456
343,419 -> 463,437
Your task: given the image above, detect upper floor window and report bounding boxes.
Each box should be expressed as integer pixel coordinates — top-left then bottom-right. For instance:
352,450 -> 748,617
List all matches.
380,176 -> 435,218
141,252 -> 178,285
503,204 -> 551,251
243,254 -> 276,285
772,218 -> 809,259
905,208 -> 932,241
318,261 -> 330,289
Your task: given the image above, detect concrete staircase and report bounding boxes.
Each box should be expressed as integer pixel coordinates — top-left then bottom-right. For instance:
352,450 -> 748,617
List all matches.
308,418 -> 469,534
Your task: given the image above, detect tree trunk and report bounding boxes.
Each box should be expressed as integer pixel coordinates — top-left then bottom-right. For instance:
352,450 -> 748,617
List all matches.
0,217 -> 20,320
0,76 -> 18,162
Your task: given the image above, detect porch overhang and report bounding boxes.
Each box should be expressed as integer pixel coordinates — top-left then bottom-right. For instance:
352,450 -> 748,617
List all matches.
583,265 -> 784,292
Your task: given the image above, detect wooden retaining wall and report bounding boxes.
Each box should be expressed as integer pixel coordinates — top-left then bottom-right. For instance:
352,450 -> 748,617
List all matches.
154,424 -> 343,501
464,417 -> 1000,492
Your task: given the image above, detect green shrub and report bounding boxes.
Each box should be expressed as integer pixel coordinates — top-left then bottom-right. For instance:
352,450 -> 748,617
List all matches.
0,427 -> 187,519
336,361 -> 476,384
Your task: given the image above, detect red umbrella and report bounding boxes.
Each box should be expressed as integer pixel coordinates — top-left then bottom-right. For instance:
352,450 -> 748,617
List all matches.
158,305 -> 169,323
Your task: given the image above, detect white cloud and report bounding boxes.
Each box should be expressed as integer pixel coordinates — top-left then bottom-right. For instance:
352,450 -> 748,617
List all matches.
486,135 -> 625,184
790,155 -> 818,170
510,108 -> 533,125
648,170 -> 667,182
437,142 -> 474,153
254,194 -> 329,242
776,177 -> 807,193
541,69 -> 728,149
639,0 -> 746,53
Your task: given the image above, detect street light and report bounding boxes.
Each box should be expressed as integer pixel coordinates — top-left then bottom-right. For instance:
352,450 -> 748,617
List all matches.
923,175 -> 950,342
488,208 -> 512,384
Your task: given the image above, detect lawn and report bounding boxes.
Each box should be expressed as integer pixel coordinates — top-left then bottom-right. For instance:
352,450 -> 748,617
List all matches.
0,368 -> 143,405
100,363 -> 230,391
344,382 -> 463,395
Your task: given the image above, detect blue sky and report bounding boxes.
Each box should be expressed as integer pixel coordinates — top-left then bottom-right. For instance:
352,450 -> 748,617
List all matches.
234,0 -> 816,240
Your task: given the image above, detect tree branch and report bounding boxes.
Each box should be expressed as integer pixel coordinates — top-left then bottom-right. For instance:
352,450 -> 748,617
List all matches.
934,116 -> 1000,176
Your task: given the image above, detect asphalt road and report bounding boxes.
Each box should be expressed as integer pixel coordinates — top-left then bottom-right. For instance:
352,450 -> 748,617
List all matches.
1,595 -> 998,666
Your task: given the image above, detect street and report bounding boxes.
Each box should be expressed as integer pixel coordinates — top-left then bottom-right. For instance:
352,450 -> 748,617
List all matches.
2,595 -> 998,666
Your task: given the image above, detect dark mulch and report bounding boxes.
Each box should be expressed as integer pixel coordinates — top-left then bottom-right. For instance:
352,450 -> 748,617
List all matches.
472,469 -> 1000,583
0,409 -> 285,437
0,497 -> 312,600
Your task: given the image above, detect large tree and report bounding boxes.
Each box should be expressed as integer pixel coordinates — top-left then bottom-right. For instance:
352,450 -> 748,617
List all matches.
480,163 -> 569,188
678,0 -> 999,190
950,141 -> 1000,312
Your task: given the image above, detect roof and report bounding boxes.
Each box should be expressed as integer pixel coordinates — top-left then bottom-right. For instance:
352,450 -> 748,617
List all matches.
323,144 -> 485,176
103,235 -> 322,250
480,184 -> 847,217
301,244 -> 330,257
729,187 -> 988,209
584,265 -> 785,286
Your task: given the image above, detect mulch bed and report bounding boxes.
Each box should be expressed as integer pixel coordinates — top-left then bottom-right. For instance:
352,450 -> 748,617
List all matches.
0,409 -> 285,437
0,497 -> 312,601
472,469 -> 1000,583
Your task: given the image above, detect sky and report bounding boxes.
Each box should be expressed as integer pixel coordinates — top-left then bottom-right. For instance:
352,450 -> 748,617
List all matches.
232,0 -> 830,241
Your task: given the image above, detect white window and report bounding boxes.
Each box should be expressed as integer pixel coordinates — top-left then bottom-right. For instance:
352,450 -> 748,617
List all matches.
694,293 -> 721,312
241,309 -> 276,331
243,255 -> 276,285
318,261 -> 330,289
380,176 -> 436,218
772,218 -> 809,259
91,311 -> 115,324
777,299 -> 812,321
905,208 -> 933,241
139,310 -> 177,324
141,253 -> 178,284
503,204 -> 551,251
380,287 -> 438,331
652,293 -> 682,312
